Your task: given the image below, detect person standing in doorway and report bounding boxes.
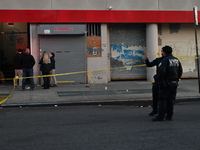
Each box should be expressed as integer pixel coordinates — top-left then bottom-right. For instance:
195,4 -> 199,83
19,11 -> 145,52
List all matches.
146,54 -> 164,116
50,52 -> 57,87
21,48 -> 36,91
39,52 -> 52,89
13,49 -> 23,88
39,51 -> 46,87
152,46 -> 183,121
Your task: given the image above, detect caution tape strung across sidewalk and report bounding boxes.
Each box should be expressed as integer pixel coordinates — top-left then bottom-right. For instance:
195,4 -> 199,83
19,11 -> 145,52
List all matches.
0,64 -> 146,82
0,78 -> 16,104
0,55 -> 198,104
0,64 -> 146,104
0,54 -> 197,82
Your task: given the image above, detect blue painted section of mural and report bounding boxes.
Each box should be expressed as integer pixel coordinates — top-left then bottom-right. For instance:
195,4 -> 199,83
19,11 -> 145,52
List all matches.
111,44 -> 145,67
111,44 -> 128,53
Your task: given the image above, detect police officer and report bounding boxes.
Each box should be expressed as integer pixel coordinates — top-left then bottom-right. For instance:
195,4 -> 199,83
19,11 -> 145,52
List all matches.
152,46 -> 183,121
146,55 -> 164,116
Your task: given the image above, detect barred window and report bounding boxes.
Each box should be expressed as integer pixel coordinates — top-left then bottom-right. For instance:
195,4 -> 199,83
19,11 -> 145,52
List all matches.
87,23 -> 101,36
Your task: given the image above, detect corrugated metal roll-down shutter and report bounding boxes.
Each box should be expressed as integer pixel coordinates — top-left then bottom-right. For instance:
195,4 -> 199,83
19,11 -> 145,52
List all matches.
110,23 -> 146,80
40,35 -> 86,83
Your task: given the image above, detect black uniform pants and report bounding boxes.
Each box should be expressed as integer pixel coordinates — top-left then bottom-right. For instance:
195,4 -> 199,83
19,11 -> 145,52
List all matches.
152,82 -> 159,113
157,83 -> 178,119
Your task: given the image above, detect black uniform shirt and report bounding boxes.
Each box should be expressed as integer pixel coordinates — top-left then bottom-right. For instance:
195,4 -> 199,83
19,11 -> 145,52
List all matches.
146,57 -> 163,82
146,57 -> 163,73
157,54 -> 183,83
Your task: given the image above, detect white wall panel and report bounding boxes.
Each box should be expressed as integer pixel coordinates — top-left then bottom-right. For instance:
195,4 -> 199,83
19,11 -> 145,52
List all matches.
52,0 -> 107,10
0,0 -> 51,10
107,0 -> 158,10
0,0 -> 199,10
159,0 -> 200,10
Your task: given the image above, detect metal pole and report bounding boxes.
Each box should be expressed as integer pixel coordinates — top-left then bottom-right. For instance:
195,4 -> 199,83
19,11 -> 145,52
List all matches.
194,24 -> 200,93
193,6 -> 200,93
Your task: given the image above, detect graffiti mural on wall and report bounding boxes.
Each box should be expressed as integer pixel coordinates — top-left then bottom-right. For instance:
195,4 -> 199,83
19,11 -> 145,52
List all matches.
163,40 -> 200,74
110,44 -> 146,74
5,28 -> 24,46
165,40 -> 198,57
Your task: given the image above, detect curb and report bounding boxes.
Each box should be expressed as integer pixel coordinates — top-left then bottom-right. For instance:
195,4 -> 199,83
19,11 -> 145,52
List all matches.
1,97 -> 200,108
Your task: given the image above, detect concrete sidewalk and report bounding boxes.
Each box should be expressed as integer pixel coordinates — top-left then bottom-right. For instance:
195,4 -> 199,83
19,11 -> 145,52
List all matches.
0,79 -> 200,107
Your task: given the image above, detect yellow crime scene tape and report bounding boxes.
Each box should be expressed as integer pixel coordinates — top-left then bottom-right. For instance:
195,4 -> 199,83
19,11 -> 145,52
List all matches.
0,54 -> 198,104
0,78 -> 16,104
57,81 -> 74,83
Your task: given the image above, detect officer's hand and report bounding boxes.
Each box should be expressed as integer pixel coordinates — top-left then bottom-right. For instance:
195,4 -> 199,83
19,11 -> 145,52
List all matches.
146,54 -> 149,59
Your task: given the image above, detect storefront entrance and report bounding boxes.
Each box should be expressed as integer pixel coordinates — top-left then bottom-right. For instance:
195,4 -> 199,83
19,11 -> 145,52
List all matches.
38,24 -> 86,83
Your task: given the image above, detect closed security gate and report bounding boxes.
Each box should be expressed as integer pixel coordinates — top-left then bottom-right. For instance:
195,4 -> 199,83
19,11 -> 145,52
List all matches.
39,24 -> 86,83
110,24 -> 146,80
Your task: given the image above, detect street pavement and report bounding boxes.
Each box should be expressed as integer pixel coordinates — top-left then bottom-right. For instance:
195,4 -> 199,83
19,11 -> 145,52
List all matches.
1,102 -> 200,150
0,79 -> 200,107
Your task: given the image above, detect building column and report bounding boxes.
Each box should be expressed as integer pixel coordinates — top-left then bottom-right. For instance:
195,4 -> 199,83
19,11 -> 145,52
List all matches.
101,24 -> 111,82
87,24 -> 111,83
146,24 -> 158,82
30,24 -> 40,85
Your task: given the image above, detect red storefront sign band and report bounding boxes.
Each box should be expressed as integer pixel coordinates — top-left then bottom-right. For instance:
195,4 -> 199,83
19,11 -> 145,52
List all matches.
0,10 -> 199,23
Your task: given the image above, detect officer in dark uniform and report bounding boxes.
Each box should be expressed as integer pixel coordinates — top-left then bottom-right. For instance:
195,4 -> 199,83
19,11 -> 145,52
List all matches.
146,55 -> 164,116
152,46 -> 183,121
